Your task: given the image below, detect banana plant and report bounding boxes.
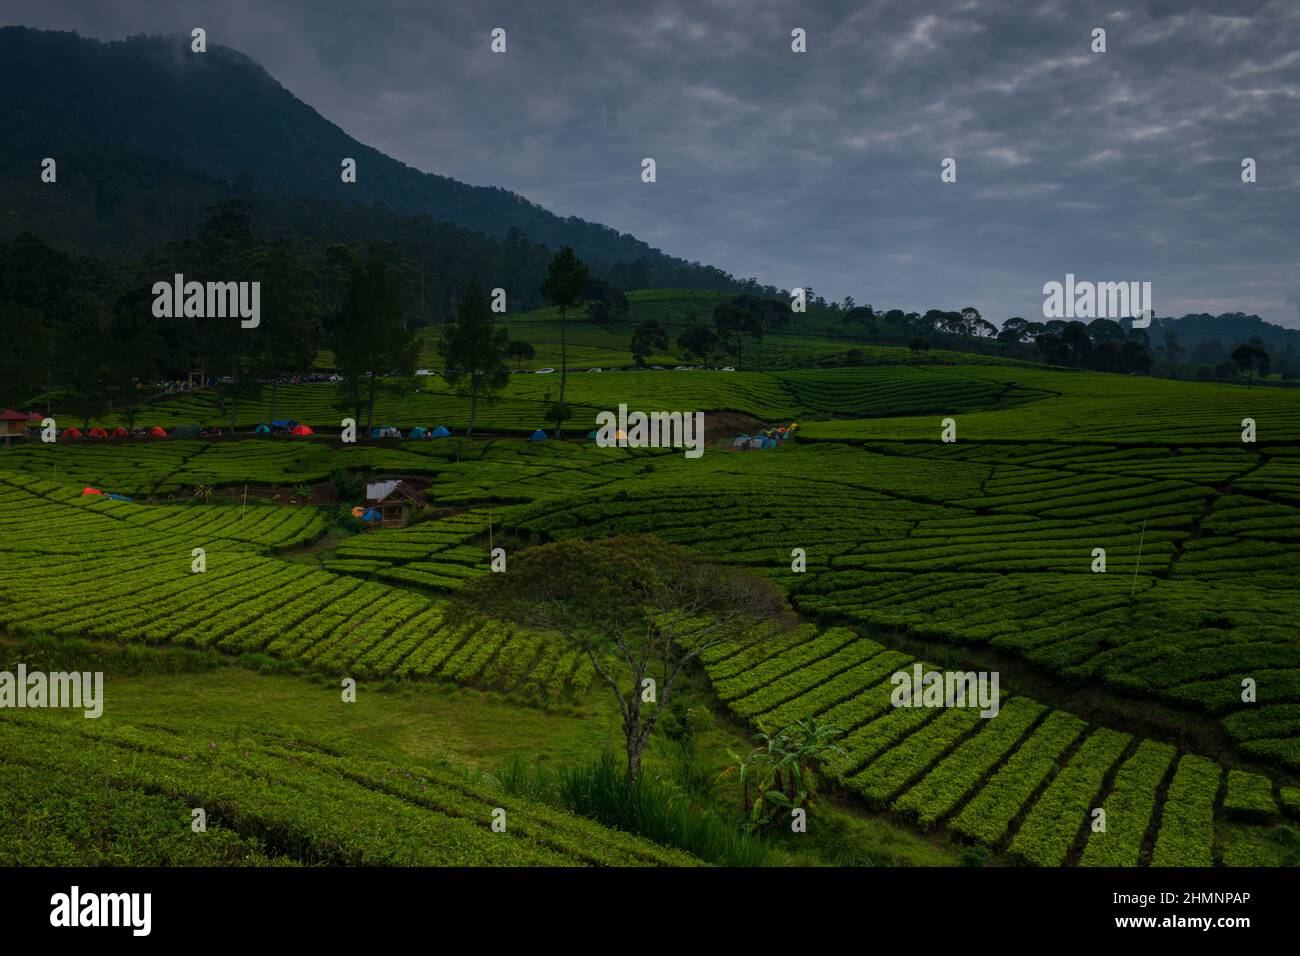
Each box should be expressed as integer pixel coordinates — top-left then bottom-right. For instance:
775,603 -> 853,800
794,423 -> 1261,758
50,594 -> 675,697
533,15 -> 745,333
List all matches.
722,719 -> 846,832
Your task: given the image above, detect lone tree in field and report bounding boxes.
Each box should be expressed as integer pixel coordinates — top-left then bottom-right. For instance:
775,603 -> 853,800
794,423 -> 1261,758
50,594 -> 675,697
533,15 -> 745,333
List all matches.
630,319 -> 668,367
713,302 -> 764,370
677,325 -> 722,364
1231,341 -> 1270,388
332,245 -> 419,431
458,535 -> 789,791
506,340 -> 535,370
540,247 -> 588,438
438,283 -> 511,437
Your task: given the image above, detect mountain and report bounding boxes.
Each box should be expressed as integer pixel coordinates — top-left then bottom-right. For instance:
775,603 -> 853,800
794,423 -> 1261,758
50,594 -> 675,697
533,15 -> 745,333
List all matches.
1151,313 -> 1300,355
0,26 -> 751,292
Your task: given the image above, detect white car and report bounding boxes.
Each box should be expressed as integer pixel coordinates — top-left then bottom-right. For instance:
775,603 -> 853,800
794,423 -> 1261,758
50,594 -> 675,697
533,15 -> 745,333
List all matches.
535,368 -> 556,374
415,368 -> 437,376
721,366 -> 736,372
587,368 -> 602,373
673,365 -> 690,371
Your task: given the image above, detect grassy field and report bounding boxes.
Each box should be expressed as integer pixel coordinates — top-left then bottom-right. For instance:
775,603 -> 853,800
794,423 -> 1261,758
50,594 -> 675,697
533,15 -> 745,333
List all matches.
320,289 -> 1022,373
4,362 -> 1299,866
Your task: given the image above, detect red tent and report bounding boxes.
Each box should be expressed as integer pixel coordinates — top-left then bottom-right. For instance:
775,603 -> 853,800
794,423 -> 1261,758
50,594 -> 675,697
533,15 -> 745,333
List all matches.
111,427 -> 129,438
88,427 -> 108,438
63,427 -> 83,439
81,487 -> 103,496
149,426 -> 167,438
290,424 -> 314,436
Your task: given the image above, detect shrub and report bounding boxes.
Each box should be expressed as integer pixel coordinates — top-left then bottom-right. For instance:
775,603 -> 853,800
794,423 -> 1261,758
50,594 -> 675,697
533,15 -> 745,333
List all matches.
1222,769 -> 1279,822
330,469 -> 365,502
496,751 -> 771,866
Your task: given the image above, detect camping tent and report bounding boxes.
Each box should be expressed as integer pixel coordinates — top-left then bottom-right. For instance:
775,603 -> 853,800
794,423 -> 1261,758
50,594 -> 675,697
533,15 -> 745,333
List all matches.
362,508 -> 380,522
587,429 -> 598,440
173,424 -> 201,439
63,427 -> 82,439
108,493 -> 133,502
290,424 -> 314,436
149,426 -> 167,438
529,429 -> 548,441
731,434 -> 750,448
350,506 -> 365,519
111,427 -> 129,438
430,425 -> 450,439
409,426 -> 427,439
88,428 -> 108,439
253,423 -> 271,434
271,420 -> 296,429
81,487 -> 102,496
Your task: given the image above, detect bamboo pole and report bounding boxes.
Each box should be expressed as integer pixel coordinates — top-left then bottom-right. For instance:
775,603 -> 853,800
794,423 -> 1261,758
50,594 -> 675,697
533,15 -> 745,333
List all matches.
1131,519 -> 1146,597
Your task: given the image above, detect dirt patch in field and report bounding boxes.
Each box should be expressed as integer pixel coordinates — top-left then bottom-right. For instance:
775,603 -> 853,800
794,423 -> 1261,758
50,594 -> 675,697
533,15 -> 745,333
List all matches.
181,480 -> 341,507
703,411 -> 773,444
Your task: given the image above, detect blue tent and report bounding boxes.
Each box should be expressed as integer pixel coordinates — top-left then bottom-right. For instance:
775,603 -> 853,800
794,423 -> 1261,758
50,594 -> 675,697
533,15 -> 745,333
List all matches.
369,427 -> 383,439
529,429 -> 548,441
362,508 -> 380,522
271,420 -> 296,429
254,423 -> 271,434
430,425 -> 451,439
108,493 -> 134,502
409,426 -> 427,439
587,430 -> 598,440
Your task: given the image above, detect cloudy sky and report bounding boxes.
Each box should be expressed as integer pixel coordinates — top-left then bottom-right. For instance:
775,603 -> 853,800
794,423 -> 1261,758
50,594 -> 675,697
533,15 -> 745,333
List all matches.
6,0 -> 1300,325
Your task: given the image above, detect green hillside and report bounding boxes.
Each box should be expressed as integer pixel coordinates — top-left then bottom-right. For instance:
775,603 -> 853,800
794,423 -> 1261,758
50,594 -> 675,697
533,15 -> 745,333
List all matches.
5,363 -> 1300,867
0,705 -> 699,866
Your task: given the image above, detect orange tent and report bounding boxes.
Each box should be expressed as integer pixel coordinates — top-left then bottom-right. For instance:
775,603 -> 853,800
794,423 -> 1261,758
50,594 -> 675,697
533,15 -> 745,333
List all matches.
88,427 -> 108,438
64,427 -> 83,439
111,427 -> 128,438
149,426 -> 167,438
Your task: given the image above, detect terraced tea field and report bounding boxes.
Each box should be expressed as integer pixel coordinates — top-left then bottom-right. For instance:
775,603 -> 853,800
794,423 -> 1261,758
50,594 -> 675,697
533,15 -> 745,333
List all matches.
0,707 -> 698,866
697,624 -> 1295,866
4,363 -> 1300,867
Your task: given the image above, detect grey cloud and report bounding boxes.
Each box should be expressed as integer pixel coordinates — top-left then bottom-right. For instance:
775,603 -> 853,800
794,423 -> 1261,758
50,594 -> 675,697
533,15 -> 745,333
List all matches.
5,0 -> 1297,324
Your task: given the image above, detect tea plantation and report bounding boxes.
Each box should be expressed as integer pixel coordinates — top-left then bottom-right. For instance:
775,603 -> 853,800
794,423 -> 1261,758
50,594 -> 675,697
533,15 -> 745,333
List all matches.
3,363 -> 1299,866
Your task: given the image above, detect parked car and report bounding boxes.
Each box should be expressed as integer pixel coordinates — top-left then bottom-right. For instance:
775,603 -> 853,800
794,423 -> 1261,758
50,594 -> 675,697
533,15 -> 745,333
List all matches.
673,366 -> 690,371
721,366 -> 736,372
535,368 -> 556,374
587,368 -> 602,373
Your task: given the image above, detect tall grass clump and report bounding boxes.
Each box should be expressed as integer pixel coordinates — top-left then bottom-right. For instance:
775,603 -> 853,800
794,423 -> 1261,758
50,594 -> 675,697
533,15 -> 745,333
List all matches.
496,751 -> 771,867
